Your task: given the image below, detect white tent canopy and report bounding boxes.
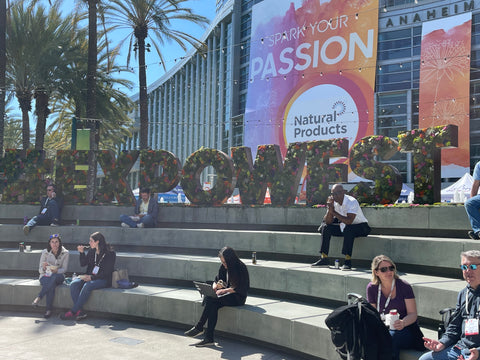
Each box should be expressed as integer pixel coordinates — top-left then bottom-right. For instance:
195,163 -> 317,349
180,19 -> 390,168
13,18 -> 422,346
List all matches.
441,173 -> 473,202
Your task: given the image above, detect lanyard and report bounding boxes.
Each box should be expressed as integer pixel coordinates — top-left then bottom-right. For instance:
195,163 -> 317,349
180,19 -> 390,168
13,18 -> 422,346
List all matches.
466,289 -> 474,316
377,279 -> 395,314
94,252 -> 105,266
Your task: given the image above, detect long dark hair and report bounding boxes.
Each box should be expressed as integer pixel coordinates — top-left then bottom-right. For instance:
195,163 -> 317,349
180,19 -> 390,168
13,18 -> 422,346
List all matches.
90,232 -> 110,255
219,246 -> 244,288
47,234 -> 63,259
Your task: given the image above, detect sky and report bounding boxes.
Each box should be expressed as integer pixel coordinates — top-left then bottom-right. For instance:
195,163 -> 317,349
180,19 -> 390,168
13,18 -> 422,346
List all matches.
7,0 -> 217,118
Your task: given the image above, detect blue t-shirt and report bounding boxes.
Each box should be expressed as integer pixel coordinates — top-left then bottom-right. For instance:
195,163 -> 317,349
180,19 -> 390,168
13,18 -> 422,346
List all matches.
473,161 -> 480,181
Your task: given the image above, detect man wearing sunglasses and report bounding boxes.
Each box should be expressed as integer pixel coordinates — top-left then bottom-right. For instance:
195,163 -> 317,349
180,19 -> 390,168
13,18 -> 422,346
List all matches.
23,184 -> 61,235
419,250 -> 480,360
311,184 -> 370,271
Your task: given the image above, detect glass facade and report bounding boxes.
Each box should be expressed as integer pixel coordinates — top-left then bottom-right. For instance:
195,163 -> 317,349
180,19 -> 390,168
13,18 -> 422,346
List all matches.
123,0 -> 480,188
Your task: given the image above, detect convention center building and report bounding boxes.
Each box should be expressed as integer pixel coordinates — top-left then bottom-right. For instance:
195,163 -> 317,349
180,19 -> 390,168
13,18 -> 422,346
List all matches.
121,0 -> 480,187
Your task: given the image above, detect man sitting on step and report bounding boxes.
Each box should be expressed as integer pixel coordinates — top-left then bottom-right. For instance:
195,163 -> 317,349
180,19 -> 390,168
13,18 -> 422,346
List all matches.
465,160 -> 480,240
119,187 -> 159,228
23,184 -> 61,235
311,184 -> 371,271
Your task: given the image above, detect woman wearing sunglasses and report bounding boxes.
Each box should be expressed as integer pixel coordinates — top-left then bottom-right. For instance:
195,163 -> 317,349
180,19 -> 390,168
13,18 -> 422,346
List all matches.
32,234 -> 69,318
366,254 -> 424,360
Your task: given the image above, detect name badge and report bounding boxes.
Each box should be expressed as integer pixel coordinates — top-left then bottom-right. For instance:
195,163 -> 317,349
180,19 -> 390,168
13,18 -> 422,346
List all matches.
465,318 -> 479,336
92,266 -> 99,275
41,208 -> 47,214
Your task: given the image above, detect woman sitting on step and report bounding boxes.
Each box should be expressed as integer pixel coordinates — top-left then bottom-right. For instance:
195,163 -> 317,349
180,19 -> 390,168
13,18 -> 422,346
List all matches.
184,246 -> 250,347
32,233 -> 69,318
366,254 -> 424,360
61,231 -> 115,321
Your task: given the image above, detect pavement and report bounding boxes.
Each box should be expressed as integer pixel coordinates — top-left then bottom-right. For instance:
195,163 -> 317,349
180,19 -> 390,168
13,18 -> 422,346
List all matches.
0,311 -> 307,360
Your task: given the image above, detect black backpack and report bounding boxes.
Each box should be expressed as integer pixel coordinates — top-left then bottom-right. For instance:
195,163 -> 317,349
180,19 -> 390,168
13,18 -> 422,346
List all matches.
325,294 -> 393,360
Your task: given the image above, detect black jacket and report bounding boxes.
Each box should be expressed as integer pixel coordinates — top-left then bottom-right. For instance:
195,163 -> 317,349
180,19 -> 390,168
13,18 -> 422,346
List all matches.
79,249 -> 116,287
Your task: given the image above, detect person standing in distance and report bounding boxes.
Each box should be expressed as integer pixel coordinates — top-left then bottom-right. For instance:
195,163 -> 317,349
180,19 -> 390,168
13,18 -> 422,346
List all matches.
311,184 -> 371,271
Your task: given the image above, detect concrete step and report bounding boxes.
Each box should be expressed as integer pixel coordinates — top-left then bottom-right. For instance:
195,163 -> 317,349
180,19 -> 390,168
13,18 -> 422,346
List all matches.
4,223 -> 477,276
0,249 -> 463,323
0,276 -> 436,360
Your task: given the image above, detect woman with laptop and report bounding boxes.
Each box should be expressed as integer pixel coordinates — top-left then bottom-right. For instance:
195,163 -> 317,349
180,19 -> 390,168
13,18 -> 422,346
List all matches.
184,246 -> 250,347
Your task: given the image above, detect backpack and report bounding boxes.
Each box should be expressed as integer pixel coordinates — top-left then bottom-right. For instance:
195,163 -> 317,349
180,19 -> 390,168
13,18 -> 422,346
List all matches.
437,307 -> 455,339
325,293 -> 392,360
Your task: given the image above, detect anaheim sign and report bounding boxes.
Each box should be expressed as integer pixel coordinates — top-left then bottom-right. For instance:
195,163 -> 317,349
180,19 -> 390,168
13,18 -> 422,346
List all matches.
0,124 -> 458,206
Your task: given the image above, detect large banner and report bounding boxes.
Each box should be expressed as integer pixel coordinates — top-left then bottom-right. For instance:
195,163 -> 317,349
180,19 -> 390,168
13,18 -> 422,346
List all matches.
419,13 -> 471,177
244,0 -> 379,177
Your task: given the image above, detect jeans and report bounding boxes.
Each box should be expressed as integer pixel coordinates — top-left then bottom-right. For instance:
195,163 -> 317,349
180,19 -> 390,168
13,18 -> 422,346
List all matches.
119,214 -> 155,228
69,278 -> 107,313
319,221 -> 371,257
465,195 -> 480,233
38,273 -> 64,310
196,295 -> 244,341
419,345 -> 469,360
390,327 -> 414,360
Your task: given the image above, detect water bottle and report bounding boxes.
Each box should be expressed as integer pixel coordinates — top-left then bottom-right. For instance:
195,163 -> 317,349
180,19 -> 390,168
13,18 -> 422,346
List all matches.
335,259 -> 339,269
389,309 -> 399,330
72,272 -> 77,280
252,252 -> 257,264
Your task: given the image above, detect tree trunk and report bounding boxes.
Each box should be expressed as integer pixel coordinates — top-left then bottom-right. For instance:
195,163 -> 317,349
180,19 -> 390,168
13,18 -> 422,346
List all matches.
34,90 -> 50,150
138,36 -> 149,150
0,0 -> 6,154
86,0 -> 98,203
17,91 -> 32,153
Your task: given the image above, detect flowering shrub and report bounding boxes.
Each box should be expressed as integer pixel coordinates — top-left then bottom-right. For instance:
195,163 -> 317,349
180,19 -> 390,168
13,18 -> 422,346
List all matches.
1,150 -> 52,203
349,135 -> 403,204
398,125 -> 458,204
139,150 -> 182,193
305,139 -> 349,206
232,143 -> 306,205
96,150 -> 139,205
181,148 -> 234,205
55,150 -> 89,204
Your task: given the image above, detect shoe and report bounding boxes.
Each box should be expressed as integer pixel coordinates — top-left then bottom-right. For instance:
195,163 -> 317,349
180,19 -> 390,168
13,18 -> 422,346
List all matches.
61,310 -> 75,320
468,231 -> 480,240
311,258 -> 329,267
184,326 -> 204,337
32,297 -> 40,307
23,225 -> 30,235
340,264 -> 351,271
195,338 -> 215,347
137,223 -> 144,228
43,310 -> 52,319
50,222 -> 58,227
121,222 -> 129,228
75,310 -> 87,321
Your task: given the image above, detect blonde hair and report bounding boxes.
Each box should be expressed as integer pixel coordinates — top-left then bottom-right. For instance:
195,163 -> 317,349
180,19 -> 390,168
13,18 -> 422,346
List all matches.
370,254 -> 399,285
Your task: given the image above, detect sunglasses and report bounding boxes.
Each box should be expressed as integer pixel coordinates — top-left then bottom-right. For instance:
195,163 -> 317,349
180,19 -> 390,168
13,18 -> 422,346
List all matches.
49,234 -> 60,239
377,265 -> 395,273
460,264 -> 479,270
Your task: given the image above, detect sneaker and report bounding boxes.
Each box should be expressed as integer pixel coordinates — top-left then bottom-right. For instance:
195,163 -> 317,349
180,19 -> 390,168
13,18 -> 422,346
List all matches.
137,223 -> 144,228
195,338 -> 215,347
311,258 -> 329,267
340,264 -> 351,271
23,225 -> 30,235
121,222 -> 129,228
50,223 -> 58,227
43,310 -> 52,319
32,297 -> 40,307
75,310 -> 87,321
468,231 -> 480,240
184,326 -> 204,338
61,310 -> 75,320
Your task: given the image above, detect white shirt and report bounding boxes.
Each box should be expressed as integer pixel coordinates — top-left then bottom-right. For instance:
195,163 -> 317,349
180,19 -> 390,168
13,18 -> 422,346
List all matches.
334,194 -> 368,228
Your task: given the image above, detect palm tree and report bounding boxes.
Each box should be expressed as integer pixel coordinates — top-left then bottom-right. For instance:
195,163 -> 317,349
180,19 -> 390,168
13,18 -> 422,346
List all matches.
106,0 -> 208,150
0,0 -> 6,154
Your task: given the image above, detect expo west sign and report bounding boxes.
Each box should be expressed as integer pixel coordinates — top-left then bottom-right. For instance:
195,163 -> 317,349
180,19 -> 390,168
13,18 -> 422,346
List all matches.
0,124 -> 458,207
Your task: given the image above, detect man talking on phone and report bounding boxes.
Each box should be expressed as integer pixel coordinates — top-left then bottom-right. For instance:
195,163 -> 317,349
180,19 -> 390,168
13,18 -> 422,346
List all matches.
311,184 -> 370,271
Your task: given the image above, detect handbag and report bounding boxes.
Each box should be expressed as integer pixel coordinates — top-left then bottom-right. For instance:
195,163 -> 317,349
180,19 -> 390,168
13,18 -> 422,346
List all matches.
112,269 -> 129,289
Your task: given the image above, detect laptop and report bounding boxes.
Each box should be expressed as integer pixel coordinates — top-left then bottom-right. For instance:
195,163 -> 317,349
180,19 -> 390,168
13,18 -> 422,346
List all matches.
193,281 -> 229,298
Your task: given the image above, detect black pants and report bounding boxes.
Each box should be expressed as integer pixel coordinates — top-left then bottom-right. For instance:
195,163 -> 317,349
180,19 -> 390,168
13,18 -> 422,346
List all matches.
319,221 -> 371,257
196,295 -> 244,341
